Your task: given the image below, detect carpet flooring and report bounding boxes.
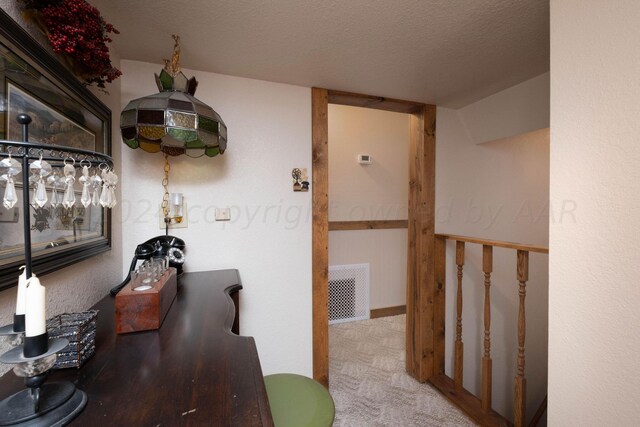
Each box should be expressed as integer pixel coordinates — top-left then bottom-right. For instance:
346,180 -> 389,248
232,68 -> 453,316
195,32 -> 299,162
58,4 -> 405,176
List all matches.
329,315 -> 476,427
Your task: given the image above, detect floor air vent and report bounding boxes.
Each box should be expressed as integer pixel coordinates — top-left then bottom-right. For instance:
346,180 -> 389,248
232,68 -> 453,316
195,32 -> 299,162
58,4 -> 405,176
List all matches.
328,263 -> 370,324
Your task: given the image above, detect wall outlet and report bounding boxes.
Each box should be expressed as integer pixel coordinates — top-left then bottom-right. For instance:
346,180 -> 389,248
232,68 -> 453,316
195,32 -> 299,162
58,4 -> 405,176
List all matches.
215,208 -> 231,221
158,203 -> 188,229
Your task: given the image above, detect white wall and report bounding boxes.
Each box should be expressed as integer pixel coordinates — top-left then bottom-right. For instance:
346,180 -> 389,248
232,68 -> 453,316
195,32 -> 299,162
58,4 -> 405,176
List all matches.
328,105 -> 408,310
459,72 -> 550,145
549,1 -> 640,425
329,229 -> 407,310
437,83 -> 549,422
120,60 -> 312,376
0,2 -> 123,375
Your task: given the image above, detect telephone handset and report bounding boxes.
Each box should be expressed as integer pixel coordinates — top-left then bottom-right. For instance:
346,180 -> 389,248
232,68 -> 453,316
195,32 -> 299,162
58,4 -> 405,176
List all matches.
110,235 -> 186,296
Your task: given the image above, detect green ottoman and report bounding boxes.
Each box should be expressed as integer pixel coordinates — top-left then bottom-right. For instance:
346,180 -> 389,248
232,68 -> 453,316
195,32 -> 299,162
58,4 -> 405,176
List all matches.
264,373 -> 335,427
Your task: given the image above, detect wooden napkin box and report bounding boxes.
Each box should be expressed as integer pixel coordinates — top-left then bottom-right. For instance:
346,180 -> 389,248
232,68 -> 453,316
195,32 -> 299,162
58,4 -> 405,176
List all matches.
115,267 -> 177,334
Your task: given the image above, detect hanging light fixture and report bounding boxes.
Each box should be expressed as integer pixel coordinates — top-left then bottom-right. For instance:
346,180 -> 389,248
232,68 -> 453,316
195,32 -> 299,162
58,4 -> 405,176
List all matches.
120,35 -> 227,158
120,35 -> 227,230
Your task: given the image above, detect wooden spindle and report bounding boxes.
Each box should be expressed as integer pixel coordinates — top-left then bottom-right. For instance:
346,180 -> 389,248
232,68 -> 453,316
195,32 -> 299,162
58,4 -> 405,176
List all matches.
514,250 -> 529,427
454,241 -> 465,390
481,245 -> 493,412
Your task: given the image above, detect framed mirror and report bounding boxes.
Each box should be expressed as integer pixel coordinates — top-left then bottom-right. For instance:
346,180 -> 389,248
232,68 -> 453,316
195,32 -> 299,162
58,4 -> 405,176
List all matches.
0,9 -> 112,291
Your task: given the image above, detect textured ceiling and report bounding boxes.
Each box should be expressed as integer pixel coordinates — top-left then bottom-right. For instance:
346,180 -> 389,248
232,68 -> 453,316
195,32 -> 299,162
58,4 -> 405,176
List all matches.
92,0 -> 549,108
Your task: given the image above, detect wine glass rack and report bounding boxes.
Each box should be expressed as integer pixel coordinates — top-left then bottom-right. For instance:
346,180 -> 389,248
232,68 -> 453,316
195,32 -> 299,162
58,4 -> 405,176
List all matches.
0,113 -> 115,425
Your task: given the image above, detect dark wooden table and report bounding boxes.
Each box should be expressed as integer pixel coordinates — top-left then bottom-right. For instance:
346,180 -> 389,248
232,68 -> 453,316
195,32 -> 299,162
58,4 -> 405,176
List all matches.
0,270 -> 274,426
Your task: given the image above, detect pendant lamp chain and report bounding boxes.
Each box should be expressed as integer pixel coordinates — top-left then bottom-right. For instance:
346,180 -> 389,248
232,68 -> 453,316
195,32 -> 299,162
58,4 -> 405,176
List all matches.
162,153 -> 170,220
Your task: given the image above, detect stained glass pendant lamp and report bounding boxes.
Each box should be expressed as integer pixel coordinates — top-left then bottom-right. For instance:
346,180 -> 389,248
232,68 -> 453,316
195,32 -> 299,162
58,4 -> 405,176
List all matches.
120,35 -> 227,158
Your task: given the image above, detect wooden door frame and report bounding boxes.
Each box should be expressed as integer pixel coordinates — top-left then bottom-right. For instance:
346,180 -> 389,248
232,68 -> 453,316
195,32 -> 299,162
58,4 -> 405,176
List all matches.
311,88 -> 442,387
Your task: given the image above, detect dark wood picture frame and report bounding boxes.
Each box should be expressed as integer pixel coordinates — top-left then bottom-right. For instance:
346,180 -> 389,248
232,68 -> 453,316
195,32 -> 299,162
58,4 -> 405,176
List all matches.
0,9 -> 112,291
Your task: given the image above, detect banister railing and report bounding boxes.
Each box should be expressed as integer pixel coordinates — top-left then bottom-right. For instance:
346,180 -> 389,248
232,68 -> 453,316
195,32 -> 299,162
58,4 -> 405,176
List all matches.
436,234 -> 549,254
432,233 -> 549,427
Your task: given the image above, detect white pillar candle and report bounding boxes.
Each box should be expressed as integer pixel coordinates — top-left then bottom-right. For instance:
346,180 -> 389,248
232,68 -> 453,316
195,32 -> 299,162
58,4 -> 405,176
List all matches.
25,276 -> 46,337
15,268 -> 27,315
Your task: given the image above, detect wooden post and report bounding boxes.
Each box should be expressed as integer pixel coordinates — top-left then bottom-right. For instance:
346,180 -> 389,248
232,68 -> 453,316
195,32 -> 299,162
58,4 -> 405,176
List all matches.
405,110 -> 419,378
406,105 -> 437,382
482,245 -> 493,412
454,241 -> 465,390
311,87 -> 329,387
514,250 -> 529,427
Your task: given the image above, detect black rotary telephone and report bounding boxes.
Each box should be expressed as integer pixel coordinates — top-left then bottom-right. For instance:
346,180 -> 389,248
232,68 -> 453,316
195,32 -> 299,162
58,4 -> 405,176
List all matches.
110,235 -> 186,296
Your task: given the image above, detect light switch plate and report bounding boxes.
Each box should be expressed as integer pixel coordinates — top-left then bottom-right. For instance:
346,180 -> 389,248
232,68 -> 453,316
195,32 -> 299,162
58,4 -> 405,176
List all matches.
215,208 -> 231,221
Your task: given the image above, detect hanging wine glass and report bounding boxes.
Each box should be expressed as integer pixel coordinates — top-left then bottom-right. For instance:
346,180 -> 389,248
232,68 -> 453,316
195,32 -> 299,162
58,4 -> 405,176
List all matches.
90,169 -> 102,207
29,153 -> 52,208
99,164 -> 110,208
62,157 -> 76,209
99,164 -> 118,208
79,160 -> 92,208
0,151 -> 21,210
47,168 -> 64,208
107,168 -> 118,208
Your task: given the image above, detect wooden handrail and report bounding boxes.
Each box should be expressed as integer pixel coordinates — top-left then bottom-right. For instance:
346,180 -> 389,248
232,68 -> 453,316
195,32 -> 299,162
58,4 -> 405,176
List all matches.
436,234 -> 548,254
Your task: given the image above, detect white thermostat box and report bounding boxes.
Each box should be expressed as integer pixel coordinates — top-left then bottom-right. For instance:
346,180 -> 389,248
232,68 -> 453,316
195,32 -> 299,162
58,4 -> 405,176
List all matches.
357,154 -> 372,165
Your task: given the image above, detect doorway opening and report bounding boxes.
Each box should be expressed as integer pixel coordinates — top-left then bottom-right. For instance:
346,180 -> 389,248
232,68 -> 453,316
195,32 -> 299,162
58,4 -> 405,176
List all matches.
327,103 -> 410,328
312,89 -> 439,387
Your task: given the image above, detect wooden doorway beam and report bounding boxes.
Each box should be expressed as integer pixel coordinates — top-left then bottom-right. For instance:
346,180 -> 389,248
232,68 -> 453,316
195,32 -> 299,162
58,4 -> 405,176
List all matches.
312,87 -> 329,387
406,104 -> 441,381
327,90 -> 424,114
311,87 -> 439,387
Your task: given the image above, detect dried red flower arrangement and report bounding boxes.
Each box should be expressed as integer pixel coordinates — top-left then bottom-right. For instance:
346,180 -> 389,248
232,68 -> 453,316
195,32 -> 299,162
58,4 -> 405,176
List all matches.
21,0 -> 121,89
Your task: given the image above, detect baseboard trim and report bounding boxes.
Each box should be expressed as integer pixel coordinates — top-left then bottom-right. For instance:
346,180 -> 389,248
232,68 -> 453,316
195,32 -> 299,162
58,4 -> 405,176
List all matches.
370,305 -> 406,319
